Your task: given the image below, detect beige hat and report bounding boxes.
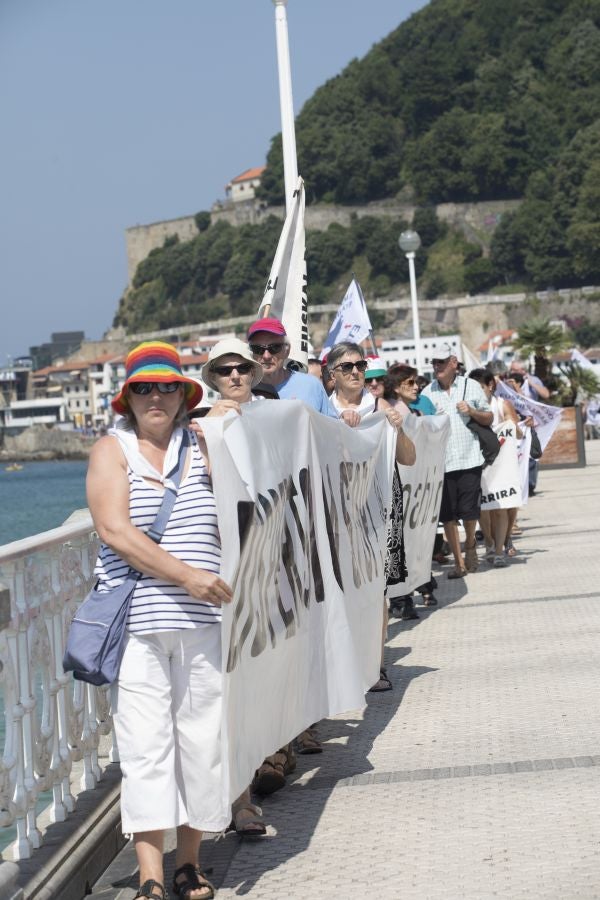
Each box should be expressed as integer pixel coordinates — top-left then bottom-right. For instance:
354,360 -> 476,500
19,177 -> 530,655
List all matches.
202,338 -> 264,391
431,341 -> 460,362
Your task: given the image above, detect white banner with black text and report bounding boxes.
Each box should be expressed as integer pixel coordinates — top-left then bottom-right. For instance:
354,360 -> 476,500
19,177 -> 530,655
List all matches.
393,413 -> 451,595
201,401 -> 396,810
480,420 -> 523,510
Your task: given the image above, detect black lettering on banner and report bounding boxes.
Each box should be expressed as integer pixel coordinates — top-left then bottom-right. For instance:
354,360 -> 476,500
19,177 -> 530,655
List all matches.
358,461 -> 379,580
226,452 -> 385,671
418,480 -> 432,527
299,468 -> 325,602
226,480 -> 290,672
252,487 -> 287,657
339,460 -> 380,588
322,465 -> 343,591
430,470 -> 443,523
301,272 -> 309,352
408,482 -> 422,530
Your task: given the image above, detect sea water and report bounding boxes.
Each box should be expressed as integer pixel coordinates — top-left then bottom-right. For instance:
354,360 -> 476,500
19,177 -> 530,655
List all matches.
1,460 -> 88,851
0,460 -> 88,546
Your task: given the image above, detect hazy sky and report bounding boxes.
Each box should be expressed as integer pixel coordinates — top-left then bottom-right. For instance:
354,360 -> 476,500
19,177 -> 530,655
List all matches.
1,0 -> 427,363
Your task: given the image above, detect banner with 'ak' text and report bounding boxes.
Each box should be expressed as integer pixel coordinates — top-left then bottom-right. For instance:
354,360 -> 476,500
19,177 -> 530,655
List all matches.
201,401 -> 396,812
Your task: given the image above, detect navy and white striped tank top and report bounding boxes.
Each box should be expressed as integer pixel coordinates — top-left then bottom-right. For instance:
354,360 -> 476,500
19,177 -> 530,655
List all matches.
93,433 -> 222,634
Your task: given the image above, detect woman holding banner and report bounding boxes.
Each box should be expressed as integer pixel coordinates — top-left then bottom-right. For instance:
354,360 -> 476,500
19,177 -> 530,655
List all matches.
89,341 -> 234,900
192,338 -> 274,837
328,342 -> 415,691
469,368 -> 522,566
383,364 -> 439,616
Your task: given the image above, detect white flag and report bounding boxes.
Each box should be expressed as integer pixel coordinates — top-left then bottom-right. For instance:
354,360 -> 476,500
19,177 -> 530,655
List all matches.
257,177 -> 308,371
486,339 -> 499,363
570,347 -> 594,369
320,279 -> 372,360
461,344 -> 480,372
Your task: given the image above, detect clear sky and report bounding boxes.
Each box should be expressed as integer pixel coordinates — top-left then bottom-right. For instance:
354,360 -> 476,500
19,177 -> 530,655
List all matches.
1,0 -> 427,364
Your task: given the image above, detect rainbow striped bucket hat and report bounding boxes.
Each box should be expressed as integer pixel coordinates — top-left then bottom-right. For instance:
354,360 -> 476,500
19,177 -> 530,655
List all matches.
111,341 -> 203,415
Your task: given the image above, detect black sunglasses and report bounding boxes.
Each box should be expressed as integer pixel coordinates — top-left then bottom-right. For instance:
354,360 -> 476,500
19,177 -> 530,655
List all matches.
333,360 -> 369,374
211,362 -> 254,377
249,342 -> 286,356
366,375 -> 384,383
129,381 -> 181,395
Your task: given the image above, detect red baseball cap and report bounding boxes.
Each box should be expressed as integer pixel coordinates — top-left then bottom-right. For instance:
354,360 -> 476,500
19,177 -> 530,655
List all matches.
247,317 -> 287,339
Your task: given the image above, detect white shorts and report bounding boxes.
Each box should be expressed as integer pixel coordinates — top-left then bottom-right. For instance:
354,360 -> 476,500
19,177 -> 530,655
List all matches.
112,626 -> 228,834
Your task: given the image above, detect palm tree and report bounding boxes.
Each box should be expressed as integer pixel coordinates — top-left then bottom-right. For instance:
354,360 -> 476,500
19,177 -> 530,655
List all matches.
555,361 -> 600,407
512,318 -> 569,382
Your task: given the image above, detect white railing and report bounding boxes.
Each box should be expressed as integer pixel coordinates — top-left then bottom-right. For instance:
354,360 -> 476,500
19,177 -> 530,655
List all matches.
0,518 -> 116,861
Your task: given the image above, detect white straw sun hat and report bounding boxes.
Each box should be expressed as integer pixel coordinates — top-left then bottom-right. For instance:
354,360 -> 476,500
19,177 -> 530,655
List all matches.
202,338 -> 264,391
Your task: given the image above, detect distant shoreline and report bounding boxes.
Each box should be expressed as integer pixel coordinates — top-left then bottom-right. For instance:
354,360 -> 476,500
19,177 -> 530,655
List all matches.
1,425 -> 95,463
0,450 -> 91,462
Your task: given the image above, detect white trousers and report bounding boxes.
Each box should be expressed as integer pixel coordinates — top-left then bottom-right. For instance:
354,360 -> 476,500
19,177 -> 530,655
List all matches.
112,626 -> 229,834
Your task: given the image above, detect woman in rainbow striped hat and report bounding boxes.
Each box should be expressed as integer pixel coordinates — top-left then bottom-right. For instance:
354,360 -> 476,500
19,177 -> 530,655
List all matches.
87,341 -> 230,900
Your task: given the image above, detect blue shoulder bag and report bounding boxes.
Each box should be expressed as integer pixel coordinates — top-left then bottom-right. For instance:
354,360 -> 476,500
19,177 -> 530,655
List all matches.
63,431 -> 189,686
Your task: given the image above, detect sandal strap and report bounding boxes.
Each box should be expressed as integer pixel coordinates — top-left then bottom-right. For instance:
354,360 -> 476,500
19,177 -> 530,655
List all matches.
135,880 -> 167,900
173,863 -> 215,899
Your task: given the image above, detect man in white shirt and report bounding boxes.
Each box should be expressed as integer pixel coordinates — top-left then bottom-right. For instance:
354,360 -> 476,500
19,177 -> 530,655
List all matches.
422,343 -> 493,578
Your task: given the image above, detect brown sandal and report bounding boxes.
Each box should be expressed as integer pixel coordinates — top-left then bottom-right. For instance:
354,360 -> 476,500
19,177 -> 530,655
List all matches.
464,547 -> 479,572
295,728 -> 323,754
230,799 -> 266,837
173,863 -> 214,900
134,880 -> 167,900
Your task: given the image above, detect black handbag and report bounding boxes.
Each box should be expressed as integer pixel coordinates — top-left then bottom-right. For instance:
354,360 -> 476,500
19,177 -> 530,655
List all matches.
529,426 -> 543,460
462,380 -> 501,468
63,431 -> 189,685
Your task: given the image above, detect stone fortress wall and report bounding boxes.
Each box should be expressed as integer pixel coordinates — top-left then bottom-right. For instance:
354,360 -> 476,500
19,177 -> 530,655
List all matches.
125,197 -> 522,289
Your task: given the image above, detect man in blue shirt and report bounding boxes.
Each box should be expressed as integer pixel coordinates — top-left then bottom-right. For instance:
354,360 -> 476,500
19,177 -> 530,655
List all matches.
245,316 -> 335,795
247,317 -> 337,417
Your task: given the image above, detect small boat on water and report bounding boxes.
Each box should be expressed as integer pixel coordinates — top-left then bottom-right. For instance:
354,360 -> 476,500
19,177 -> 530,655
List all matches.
5,463 -> 24,472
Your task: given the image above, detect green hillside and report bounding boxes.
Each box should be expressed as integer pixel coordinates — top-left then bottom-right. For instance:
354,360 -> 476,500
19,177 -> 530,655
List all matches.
261,0 -> 600,206
115,0 -> 600,334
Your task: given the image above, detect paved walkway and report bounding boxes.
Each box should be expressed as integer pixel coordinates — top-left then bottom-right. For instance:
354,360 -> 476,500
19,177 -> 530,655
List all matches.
93,443 -> 600,900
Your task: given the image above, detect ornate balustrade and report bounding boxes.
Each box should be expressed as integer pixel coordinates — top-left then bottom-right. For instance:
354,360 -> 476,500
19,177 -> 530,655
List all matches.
0,518 -> 116,861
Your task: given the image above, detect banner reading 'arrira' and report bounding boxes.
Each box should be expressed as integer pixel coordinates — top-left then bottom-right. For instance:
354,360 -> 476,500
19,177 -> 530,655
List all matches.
201,401 -> 396,810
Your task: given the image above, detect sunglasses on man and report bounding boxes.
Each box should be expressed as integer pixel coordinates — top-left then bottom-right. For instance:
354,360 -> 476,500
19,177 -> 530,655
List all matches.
333,360 -> 369,374
129,382 -> 181,395
210,362 -> 254,377
249,342 -> 286,356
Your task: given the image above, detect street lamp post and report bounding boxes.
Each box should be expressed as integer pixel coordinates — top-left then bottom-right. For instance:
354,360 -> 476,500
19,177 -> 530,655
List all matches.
398,230 -> 423,373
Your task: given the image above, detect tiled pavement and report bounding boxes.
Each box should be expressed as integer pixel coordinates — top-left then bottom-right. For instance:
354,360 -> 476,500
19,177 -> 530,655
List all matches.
93,442 -> 600,899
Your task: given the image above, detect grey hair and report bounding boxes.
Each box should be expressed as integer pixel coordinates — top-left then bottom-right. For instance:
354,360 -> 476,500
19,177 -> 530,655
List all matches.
327,342 -> 365,370
486,359 -> 507,376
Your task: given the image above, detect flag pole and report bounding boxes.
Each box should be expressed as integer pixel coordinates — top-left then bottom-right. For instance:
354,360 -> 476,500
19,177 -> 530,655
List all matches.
272,0 -> 299,214
354,275 -> 378,357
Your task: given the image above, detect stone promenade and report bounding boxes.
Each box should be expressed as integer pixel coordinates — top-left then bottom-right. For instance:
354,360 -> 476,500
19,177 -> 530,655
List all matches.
94,442 -> 600,900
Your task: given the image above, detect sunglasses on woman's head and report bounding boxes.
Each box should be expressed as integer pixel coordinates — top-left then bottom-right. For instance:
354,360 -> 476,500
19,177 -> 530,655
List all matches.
333,360 -> 369,374
211,362 -> 254,377
129,381 -> 181,395
249,342 -> 286,356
